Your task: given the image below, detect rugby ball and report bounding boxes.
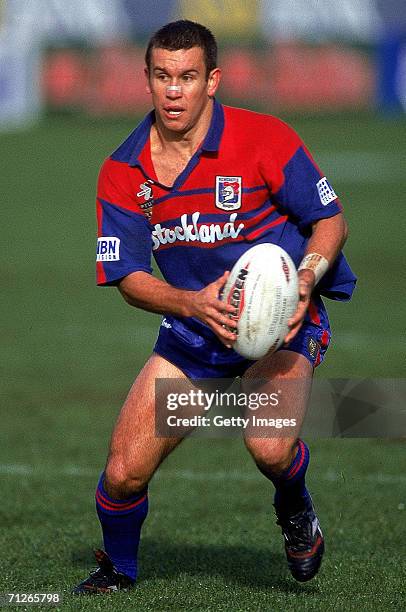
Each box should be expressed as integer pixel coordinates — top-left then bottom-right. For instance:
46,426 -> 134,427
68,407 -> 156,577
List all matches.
221,244 -> 298,360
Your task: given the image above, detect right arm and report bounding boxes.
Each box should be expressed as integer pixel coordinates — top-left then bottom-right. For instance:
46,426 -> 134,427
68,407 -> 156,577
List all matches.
119,270 -> 238,348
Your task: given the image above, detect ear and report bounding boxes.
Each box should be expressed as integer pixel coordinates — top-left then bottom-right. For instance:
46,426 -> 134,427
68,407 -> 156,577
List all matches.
207,67 -> 221,97
144,67 -> 151,94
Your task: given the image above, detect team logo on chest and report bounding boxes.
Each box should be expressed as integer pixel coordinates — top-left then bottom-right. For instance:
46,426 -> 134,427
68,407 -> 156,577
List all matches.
215,176 -> 242,211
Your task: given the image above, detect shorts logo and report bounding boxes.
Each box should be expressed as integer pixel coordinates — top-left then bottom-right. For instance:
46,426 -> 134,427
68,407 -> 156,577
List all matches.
316,177 -> 337,206
215,176 -> 242,210
96,237 -> 120,261
307,337 -> 320,360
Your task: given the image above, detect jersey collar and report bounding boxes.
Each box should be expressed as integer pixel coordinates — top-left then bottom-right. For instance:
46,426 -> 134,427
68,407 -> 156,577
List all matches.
128,98 -> 224,167
201,98 -> 224,152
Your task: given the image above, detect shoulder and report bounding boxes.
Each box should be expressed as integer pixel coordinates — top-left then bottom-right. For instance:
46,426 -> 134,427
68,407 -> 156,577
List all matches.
108,111 -> 154,164
221,105 -> 303,165
223,105 -> 302,145
98,111 -> 153,187
97,157 -> 135,207
98,156 -> 128,186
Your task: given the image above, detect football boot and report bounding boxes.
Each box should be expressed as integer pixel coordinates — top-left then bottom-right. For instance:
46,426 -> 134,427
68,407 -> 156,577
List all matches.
275,496 -> 324,582
72,549 -> 134,595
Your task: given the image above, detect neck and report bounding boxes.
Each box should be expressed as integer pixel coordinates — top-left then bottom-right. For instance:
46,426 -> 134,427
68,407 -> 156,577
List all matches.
153,98 -> 214,156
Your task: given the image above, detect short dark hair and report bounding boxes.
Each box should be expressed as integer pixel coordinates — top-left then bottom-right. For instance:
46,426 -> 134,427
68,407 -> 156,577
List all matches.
145,20 -> 217,79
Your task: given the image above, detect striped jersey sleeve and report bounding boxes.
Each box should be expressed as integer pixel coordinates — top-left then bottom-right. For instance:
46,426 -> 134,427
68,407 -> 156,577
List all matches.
265,120 -> 343,230
96,159 -> 152,286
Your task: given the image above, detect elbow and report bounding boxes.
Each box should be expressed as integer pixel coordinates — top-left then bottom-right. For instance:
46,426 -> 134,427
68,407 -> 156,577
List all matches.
119,286 -> 133,306
118,283 -> 140,308
341,216 -> 349,246
117,271 -> 147,308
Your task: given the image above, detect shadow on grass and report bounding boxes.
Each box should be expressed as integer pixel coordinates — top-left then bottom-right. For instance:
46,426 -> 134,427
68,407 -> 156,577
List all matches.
140,537 -> 320,594
71,539 -> 320,595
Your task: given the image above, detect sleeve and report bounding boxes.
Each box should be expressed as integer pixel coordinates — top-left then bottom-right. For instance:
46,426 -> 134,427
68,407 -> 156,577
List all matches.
270,122 -> 343,231
96,160 -> 153,286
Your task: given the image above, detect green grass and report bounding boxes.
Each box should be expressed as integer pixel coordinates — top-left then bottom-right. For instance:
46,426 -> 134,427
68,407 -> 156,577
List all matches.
1,113 -> 405,610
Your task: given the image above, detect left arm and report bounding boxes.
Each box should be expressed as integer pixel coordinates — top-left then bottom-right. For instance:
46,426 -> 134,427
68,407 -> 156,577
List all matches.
284,213 -> 348,343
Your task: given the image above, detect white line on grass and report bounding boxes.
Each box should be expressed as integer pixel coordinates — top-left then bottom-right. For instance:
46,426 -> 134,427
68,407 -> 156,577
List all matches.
1,464 -> 405,484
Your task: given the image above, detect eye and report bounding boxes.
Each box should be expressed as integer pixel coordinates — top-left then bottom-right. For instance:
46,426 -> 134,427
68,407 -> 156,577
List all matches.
157,73 -> 169,82
182,74 -> 193,82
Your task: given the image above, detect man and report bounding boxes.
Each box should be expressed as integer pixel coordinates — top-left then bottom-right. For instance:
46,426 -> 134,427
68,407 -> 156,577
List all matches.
74,20 -> 356,594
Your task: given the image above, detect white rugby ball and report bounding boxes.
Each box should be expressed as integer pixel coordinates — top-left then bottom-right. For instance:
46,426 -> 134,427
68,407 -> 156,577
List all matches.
221,244 -> 298,360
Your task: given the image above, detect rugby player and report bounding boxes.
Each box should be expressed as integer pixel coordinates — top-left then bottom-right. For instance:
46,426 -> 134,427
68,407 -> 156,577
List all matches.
73,20 -> 356,594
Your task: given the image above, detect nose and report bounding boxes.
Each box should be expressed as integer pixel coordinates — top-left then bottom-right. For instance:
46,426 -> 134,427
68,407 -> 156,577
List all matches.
166,84 -> 182,99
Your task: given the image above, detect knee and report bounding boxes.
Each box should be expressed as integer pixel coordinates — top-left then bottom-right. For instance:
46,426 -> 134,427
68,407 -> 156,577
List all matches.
245,438 -> 296,476
104,457 -> 149,499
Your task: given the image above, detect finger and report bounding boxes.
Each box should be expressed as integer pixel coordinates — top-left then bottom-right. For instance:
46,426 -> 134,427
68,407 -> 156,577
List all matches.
217,322 -> 238,341
214,331 -> 237,348
288,302 -> 308,327
213,270 -> 230,290
221,315 -> 238,329
207,306 -> 238,329
208,318 -> 237,347
284,321 -> 303,344
298,289 -> 311,302
299,289 -> 309,300
212,298 -> 238,316
298,273 -> 314,291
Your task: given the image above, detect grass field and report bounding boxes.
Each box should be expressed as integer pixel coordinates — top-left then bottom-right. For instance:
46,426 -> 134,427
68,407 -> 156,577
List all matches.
1,112 -> 405,611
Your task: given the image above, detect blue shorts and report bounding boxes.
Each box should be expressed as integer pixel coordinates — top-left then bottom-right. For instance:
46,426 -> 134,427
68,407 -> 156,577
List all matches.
153,295 -> 331,380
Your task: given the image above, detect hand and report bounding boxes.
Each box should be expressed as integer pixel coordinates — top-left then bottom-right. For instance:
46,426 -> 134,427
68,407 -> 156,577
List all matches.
284,269 -> 315,344
185,271 -> 238,348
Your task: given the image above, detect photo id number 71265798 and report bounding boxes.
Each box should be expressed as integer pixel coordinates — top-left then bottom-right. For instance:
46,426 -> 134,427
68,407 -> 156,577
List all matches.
0,593 -> 62,605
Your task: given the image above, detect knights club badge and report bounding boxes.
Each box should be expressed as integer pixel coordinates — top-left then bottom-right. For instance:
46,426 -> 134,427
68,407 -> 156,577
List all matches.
215,176 -> 242,211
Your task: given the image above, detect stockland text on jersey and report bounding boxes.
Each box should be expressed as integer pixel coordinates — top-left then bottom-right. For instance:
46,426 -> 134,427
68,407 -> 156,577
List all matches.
151,212 -> 245,250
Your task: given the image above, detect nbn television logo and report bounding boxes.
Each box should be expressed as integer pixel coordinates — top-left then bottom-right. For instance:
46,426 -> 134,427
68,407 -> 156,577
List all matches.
96,237 -> 120,261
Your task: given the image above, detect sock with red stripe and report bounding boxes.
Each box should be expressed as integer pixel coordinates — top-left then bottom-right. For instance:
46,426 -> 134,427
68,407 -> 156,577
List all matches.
95,472 -> 148,581
271,439 -> 311,516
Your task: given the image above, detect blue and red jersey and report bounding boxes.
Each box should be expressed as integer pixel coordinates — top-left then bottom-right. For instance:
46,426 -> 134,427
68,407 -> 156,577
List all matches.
96,100 -> 356,301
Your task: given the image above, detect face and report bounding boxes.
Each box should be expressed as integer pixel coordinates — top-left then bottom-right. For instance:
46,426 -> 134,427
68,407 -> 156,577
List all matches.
145,46 -> 221,135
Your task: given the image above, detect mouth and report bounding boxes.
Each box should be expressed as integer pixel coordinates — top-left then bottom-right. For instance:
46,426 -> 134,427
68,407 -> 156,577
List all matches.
163,107 -> 185,119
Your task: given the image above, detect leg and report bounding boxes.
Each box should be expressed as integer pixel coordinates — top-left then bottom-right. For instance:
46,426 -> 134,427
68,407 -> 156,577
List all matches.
242,349 -> 324,582
104,353 -> 188,499
243,349 -> 313,514
74,353 -> 191,594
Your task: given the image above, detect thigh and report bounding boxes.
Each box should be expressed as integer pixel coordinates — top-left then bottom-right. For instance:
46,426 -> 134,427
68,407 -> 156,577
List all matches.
243,347 -> 313,382
107,353 -> 192,481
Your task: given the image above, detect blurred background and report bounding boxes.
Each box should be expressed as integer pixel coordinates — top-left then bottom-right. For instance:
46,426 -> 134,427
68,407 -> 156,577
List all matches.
1,2 -> 405,607
2,0 -> 405,389
2,0 -> 406,124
